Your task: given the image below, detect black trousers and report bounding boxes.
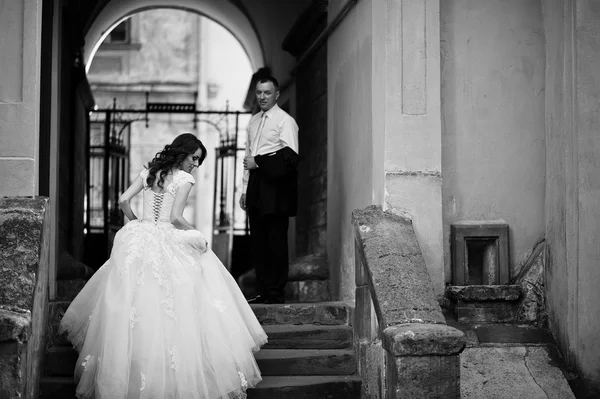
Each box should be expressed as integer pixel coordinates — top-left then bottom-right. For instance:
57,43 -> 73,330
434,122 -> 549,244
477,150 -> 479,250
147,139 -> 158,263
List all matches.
248,207 -> 289,301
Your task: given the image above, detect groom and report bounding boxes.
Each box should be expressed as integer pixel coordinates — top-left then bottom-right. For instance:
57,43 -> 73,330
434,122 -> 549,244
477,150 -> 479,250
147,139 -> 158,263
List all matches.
240,76 -> 299,304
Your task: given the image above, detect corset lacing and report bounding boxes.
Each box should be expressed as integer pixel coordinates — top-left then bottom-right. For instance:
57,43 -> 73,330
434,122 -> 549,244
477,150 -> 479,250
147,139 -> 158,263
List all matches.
151,192 -> 165,224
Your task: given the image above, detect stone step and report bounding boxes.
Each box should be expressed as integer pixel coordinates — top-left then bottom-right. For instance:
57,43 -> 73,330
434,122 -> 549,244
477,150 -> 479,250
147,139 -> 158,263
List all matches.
248,375 -> 361,398
255,349 -> 356,376
45,347 -> 357,377
251,302 -> 352,326
446,285 -> 523,324
40,375 -> 362,399
46,301 -> 353,352
262,324 -> 353,349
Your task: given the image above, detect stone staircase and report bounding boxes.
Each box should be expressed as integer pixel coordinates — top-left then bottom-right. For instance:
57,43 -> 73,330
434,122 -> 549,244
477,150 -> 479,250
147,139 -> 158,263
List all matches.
39,255 -> 361,398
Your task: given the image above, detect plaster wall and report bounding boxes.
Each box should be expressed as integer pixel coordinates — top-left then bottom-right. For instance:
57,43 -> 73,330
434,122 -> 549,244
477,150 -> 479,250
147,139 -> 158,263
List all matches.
380,0 -> 444,293
544,0 -> 600,393
0,0 -> 43,197
440,0 -> 546,281
327,0 -> 373,300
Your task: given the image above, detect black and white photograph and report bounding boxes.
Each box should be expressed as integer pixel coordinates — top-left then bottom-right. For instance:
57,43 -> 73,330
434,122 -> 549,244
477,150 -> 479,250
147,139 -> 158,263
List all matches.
0,0 -> 598,398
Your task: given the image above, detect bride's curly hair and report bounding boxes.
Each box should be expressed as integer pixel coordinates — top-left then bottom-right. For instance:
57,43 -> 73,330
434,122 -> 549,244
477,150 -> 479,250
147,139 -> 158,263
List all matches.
145,133 -> 207,189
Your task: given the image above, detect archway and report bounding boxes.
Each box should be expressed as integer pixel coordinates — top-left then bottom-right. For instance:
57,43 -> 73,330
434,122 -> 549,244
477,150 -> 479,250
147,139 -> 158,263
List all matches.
84,7 -> 254,274
84,0 -> 265,72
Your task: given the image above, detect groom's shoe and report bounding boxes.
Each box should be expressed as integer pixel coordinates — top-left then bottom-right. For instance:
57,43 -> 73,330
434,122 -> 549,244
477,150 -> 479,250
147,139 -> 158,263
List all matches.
246,294 -> 265,304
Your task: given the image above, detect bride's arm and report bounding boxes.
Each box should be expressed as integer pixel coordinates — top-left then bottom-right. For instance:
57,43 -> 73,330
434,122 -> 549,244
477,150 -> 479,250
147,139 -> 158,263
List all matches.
118,176 -> 144,221
170,182 -> 195,230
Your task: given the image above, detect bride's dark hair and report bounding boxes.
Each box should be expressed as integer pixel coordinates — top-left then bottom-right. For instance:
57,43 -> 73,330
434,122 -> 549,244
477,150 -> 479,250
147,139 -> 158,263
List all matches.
145,133 -> 207,189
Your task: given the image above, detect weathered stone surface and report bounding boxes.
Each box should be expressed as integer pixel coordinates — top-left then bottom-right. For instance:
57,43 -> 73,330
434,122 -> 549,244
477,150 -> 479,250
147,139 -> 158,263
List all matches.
0,308 -> 30,342
308,201 -> 327,227
446,285 -> 522,302
382,323 -> 466,356
0,198 -> 47,310
262,324 -> 353,349
286,279 -> 330,302
387,352 -> 461,399
354,237 -> 369,287
288,255 -> 329,281
354,286 -> 372,340
357,339 -> 384,399
456,302 -> 519,324
40,375 -> 362,399
0,342 -> 27,398
0,197 -> 50,399
251,302 -> 350,325
352,205 -> 445,327
307,227 -> 327,255
461,347 -> 574,399
255,349 -> 356,376
474,324 -> 554,345
513,240 -> 547,326
248,375 -> 361,399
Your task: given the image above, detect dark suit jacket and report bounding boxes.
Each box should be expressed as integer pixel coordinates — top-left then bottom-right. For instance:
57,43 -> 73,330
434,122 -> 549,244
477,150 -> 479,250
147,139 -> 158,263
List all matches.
246,147 -> 299,217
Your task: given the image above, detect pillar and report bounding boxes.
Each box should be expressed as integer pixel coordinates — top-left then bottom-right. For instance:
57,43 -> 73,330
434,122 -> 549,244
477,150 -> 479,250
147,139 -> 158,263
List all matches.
0,0 -> 43,197
373,0 -> 444,293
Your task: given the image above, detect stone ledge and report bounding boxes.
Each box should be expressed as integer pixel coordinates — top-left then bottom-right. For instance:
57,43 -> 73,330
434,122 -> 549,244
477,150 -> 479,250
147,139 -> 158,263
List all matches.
0,308 -> 31,343
352,205 -> 445,327
446,285 -> 522,302
382,324 -> 465,356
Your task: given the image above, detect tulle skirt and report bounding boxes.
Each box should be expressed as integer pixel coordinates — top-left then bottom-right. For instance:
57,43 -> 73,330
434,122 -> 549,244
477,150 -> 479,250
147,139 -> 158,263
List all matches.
59,220 -> 267,399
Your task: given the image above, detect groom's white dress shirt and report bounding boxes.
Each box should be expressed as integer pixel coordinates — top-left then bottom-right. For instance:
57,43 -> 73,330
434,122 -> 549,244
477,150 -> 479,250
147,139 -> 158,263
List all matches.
242,103 -> 299,195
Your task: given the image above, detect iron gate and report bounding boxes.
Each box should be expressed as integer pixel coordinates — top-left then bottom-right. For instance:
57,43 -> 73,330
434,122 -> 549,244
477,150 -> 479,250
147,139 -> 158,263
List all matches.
84,95 -> 251,272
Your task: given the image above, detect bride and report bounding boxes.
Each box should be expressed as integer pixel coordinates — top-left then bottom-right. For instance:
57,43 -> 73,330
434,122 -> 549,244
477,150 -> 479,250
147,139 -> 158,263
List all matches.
60,133 -> 267,399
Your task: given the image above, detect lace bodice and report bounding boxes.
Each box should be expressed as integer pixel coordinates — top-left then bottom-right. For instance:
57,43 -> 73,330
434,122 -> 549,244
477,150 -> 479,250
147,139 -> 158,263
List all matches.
139,169 -> 195,223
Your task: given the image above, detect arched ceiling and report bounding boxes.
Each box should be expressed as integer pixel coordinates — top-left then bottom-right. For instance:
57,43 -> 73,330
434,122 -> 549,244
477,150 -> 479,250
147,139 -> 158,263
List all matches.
83,0 -> 264,72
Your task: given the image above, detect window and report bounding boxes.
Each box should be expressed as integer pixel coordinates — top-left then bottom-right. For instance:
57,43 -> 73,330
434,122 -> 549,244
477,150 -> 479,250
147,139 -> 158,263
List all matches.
105,19 -> 130,44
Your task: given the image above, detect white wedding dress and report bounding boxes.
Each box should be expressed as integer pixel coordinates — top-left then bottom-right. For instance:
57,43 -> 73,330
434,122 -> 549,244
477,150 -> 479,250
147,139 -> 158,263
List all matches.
60,169 -> 267,399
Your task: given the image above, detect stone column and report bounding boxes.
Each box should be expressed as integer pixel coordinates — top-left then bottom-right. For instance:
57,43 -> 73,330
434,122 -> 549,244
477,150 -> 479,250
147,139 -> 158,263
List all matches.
0,0 -> 43,197
373,0 -> 444,293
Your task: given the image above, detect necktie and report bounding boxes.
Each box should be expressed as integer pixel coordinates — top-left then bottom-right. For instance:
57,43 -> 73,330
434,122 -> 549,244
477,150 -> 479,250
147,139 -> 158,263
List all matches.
252,113 -> 267,155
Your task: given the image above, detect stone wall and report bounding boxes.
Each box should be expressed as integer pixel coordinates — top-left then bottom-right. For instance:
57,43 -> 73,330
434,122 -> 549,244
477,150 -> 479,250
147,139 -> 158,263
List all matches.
295,44 -> 328,257
0,198 -> 50,398
352,206 -> 465,398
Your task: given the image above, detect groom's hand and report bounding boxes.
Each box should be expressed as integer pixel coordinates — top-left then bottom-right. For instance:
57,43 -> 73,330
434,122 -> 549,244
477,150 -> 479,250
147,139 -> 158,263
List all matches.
240,194 -> 247,211
244,156 -> 258,170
